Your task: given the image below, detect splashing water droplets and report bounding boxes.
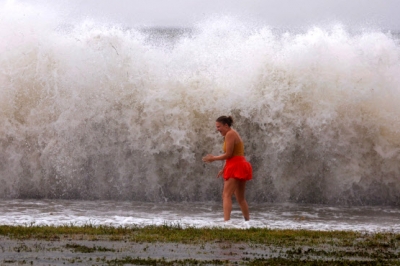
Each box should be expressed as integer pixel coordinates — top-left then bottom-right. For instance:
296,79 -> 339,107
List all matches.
1,3 -> 400,204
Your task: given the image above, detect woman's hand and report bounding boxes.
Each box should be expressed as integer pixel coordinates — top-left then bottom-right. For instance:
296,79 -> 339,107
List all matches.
217,169 -> 224,178
202,154 -> 215,163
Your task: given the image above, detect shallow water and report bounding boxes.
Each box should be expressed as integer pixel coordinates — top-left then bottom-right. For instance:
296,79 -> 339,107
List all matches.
1,200 -> 399,232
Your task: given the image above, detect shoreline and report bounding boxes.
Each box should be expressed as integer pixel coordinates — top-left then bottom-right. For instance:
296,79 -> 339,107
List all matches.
2,200 -> 400,233
1,225 -> 400,265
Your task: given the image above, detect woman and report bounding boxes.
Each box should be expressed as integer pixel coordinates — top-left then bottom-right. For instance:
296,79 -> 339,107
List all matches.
202,116 -> 252,221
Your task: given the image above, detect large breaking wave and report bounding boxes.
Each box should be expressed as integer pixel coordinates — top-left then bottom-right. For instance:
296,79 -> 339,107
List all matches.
1,2 -> 400,205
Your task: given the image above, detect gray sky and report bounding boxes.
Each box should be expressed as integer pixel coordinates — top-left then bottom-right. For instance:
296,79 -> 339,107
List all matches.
14,0 -> 400,30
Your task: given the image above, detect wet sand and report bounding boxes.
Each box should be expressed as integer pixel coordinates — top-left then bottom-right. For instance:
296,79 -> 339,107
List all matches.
1,234 -> 400,265
1,236 -> 267,265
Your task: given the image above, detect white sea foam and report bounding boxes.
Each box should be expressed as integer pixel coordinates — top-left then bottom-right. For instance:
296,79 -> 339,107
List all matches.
1,2 -> 400,205
1,200 -> 400,232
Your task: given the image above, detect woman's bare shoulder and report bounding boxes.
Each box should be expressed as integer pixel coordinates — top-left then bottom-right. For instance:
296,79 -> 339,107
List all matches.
227,129 -> 242,141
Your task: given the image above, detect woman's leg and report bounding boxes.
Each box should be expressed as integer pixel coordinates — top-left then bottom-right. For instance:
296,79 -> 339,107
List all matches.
234,180 -> 250,221
222,178 -> 238,221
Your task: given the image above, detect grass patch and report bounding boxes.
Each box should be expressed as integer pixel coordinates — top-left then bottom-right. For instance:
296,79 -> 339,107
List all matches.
0,224 -> 396,246
0,223 -> 363,244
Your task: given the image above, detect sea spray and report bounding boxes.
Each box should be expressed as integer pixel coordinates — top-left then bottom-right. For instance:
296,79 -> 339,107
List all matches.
1,3 -> 400,204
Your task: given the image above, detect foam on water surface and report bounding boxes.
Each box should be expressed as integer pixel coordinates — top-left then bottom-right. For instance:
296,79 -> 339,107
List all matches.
1,200 -> 399,232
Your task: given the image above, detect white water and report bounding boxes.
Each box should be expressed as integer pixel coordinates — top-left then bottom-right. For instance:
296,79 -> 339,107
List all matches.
1,200 -> 400,232
1,2 -> 400,205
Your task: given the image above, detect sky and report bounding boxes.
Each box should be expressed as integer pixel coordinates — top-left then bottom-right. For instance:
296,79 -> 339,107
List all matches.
11,0 -> 400,30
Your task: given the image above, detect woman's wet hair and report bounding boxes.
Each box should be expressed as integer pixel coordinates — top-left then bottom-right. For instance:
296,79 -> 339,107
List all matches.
216,116 -> 233,127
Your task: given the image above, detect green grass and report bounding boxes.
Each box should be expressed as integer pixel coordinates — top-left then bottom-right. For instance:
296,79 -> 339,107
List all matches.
0,223 -> 398,247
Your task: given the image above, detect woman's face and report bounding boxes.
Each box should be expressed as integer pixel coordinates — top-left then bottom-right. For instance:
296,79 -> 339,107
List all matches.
215,122 -> 230,136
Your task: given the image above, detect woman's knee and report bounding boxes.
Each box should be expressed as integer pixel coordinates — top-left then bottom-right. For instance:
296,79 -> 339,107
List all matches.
236,196 -> 247,205
223,189 -> 234,200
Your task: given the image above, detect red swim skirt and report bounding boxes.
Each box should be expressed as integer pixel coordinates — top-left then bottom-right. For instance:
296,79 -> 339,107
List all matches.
223,156 -> 252,181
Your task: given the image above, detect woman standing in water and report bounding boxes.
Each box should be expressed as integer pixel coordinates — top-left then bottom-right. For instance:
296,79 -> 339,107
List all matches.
202,116 -> 252,221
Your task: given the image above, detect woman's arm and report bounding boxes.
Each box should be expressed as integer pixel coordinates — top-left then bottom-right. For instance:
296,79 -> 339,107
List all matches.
202,131 -> 235,162
217,161 -> 226,178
